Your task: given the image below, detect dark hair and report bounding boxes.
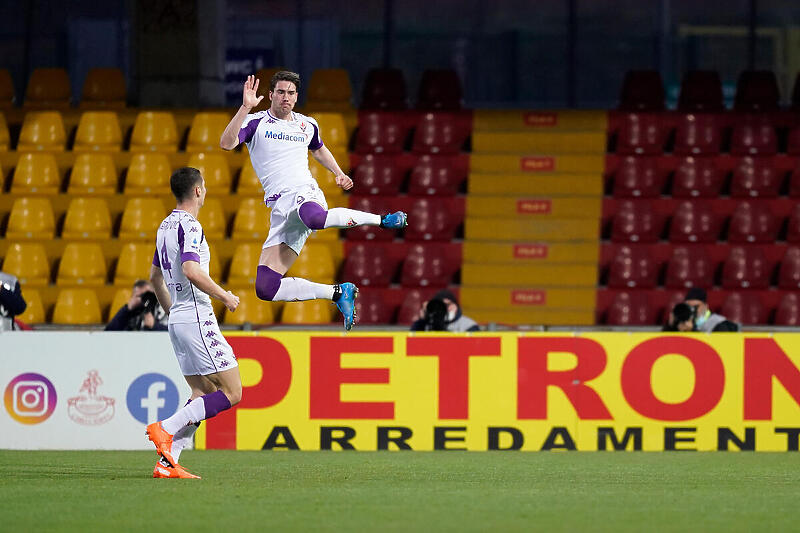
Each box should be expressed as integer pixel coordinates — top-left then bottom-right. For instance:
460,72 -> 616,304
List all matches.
133,279 -> 151,290
672,302 -> 694,323
270,70 -> 301,92
685,287 -> 707,302
170,167 -> 203,201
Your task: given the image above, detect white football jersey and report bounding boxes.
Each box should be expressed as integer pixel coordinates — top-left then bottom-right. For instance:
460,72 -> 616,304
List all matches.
238,110 -> 324,200
153,210 -> 215,325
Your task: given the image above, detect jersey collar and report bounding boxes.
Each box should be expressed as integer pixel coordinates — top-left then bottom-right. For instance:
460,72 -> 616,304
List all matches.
267,109 -> 296,122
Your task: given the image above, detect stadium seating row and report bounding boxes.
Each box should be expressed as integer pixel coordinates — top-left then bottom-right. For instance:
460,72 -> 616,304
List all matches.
597,288 -> 800,326
603,198 -> 800,244
605,154 -> 800,198
601,243 -> 800,290
1,66 -> 464,112
618,69 -> 799,112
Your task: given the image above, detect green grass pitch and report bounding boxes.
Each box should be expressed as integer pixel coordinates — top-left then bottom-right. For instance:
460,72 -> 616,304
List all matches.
1,450 -> 798,532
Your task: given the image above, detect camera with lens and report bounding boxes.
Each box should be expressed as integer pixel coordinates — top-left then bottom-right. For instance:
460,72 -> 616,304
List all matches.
664,302 -> 696,332
422,298 -> 449,331
140,291 -> 158,315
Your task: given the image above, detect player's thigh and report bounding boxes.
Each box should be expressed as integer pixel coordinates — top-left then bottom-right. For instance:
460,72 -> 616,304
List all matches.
202,367 -> 243,403
259,242 -> 298,274
183,374 -> 217,399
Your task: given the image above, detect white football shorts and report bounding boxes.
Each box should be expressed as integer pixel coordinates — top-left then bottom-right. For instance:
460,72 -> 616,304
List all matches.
168,320 -> 238,376
264,183 -> 328,254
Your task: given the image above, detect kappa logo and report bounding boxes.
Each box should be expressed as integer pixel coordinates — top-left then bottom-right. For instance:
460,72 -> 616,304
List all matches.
267,194 -> 281,202
209,339 -> 221,347
68,370 -> 115,426
296,195 -> 305,204
189,227 -> 199,233
267,118 -> 276,124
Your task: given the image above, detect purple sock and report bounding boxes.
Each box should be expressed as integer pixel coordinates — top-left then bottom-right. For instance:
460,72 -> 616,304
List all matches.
255,265 -> 282,301
202,390 -> 232,419
298,201 -> 328,230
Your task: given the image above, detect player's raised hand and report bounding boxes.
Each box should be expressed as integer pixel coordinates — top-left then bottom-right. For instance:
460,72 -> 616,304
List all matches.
243,75 -> 264,109
225,291 -> 240,312
335,173 -> 353,191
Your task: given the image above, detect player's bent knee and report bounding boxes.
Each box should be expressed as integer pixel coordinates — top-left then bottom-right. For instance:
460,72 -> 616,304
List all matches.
255,265 -> 282,301
225,387 -> 242,406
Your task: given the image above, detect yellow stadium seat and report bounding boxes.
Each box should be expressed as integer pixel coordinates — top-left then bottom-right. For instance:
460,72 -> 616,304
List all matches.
231,198 -> 266,241
68,153 -> 118,195
197,197 -> 226,240
307,68 -> 353,105
53,288 -> 102,324
114,243 -> 156,286
2,243 -> 50,287
130,111 -> 178,152
187,112 -> 229,152
17,289 -> 45,324
80,68 -> 126,108
187,152 -> 232,192
17,111 -> 67,151
312,112 -> 347,148
6,197 -> 56,239
73,111 -> 122,152
237,159 -> 263,195
223,290 -> 275,325
280,300 -> 334,324
24,68 -> 71,108
0,69 -> 14,108
227,243 -> 261,285
56,243 -> 107,286
118,198 -> 168,240
10,153 -> 61,195
124,153 -> 172,194
61,197 -> 112,239
0,112 -> 9,150
109,287 -> 131,319
285,243 -> 335,283
206,244 -> 222,279
309,148 -> 348,197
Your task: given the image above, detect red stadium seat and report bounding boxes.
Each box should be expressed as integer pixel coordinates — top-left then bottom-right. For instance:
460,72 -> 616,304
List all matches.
788,204 -> 800,243
730,157 -> 781,198
352,155 -> 405,195
400,244 -> 454,288
672,113 -> 723,156
721,246 -> 770,289
677,71 -> 724,112
618,70 -> 664,111
606,245 -> 658,288
612,156 -> 664,197
668,200 -> 721,243
345,196 -> 394,241
354,112 -> 410,154
734,70 -> 780,112
670,156 -> 724,198
416,69 -> 463,111
614,113 -> 667,155
360,68 -> 407,110
788,127 -> 800,156
775,293 -> 800,326
411,112 -> 470,154
778,247 -> 800,289
727,201 -> 778,244
610,200 -> 663,243
730,115 -> 778,156
354,290 -> 396,324
720,291 -> 767,325
341,243 -> 396,287
408,155 -> 465,196
604,291 -> 656,325
404,197 -> 459,241
664,246 -> 715,289
397,289 -> 437,324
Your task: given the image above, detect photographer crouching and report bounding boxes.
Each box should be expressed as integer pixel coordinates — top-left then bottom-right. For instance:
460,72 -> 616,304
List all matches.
105,280 -> 168,331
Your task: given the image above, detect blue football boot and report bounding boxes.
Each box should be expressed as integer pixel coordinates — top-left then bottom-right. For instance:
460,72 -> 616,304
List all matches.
379,211 -> 408,229
334,282 -> 359,331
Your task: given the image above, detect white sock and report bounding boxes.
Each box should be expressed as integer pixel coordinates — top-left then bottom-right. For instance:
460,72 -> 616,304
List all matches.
274,277 -> 335,301
171,423 -> 199,463
323,208 -> 381,228
161,399 -> 206,435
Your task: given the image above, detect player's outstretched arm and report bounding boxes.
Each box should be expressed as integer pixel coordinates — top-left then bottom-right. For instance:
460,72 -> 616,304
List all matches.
149,265 -> 172,314
311,145 -> 353,190
182,260 -> 240,312
220,74 -> 264,150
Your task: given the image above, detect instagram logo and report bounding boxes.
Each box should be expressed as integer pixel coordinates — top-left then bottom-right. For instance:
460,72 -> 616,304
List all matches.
4,373 -> 57,424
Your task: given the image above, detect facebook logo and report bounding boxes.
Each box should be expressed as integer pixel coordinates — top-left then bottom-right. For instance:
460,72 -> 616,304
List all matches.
126,373 -> 179,424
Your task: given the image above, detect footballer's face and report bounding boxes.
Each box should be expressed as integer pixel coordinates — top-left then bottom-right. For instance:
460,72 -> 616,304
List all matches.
270,80 -> 298,116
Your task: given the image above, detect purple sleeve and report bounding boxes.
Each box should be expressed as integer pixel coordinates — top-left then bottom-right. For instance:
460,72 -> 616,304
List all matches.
238,115 -> 262,145
308,122 -> 323,151
152,249 -> 160,267
177,223 -> 200,264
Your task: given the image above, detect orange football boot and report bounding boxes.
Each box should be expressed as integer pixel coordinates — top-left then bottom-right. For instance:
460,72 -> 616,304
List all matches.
152,460 -> 201,479
145,422 -> 177,467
